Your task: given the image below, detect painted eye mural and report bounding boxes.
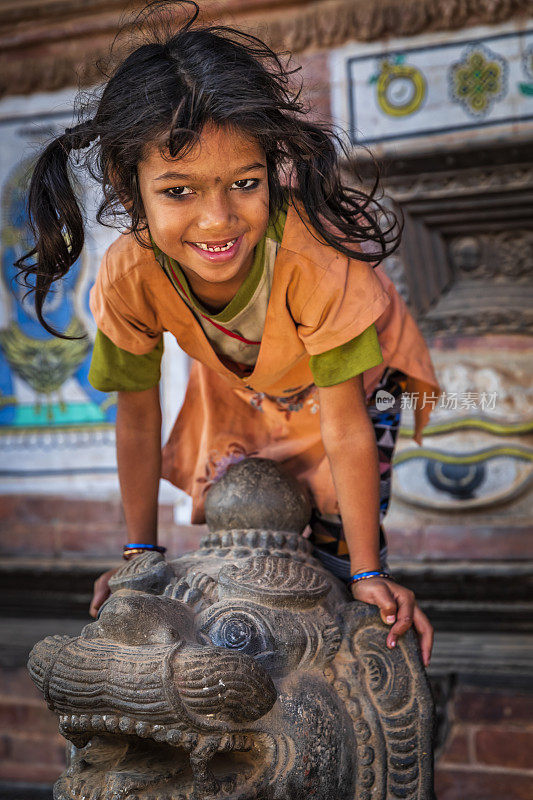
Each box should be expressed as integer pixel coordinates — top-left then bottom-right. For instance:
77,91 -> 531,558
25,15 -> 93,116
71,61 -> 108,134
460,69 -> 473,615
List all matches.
393,437 -> 533,511
0,157 -> 116,429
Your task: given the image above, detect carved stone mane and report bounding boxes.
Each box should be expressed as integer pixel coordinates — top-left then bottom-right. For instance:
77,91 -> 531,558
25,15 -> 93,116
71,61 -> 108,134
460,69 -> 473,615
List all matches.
28,458 -> 434,799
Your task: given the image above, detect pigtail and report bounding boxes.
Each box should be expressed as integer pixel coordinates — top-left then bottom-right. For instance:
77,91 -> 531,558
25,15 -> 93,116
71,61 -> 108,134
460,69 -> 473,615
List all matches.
14,121 -> 96,338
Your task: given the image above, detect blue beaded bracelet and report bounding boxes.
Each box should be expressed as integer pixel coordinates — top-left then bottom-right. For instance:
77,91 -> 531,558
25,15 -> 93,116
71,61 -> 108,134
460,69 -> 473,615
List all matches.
123,543 -> 167,554
349,570 -> 392,585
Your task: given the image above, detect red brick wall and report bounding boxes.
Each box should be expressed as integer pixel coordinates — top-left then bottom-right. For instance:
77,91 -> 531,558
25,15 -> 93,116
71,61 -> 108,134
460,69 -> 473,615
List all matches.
0,495 -> 205,559
435,686 -> 533,800
0,666 -> 65,785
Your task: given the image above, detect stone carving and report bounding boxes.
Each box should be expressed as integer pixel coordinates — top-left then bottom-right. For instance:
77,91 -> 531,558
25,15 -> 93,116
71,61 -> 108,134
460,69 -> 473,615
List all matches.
387,164 -> 533,202
2,0 -> 530,98
28,458 -> 434,799
376,147 -> 533,332
448,231 -> 532,282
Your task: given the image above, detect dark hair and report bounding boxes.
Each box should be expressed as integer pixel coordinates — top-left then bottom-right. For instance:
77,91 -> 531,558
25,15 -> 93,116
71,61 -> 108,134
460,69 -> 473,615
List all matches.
16,1 -> 401,337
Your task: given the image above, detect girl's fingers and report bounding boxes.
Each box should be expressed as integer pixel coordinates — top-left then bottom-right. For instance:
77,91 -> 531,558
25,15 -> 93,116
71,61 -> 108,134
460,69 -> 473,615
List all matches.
387,588 -> 416,647
352,579 -> 433,667
413,605 -> 434,667
89,573 -> 112,618
352,581 -> 398,625
89,584 -> 108,618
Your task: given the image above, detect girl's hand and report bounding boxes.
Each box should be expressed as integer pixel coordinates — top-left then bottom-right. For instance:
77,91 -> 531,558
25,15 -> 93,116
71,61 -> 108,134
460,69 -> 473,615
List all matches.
89,568 -> 119,618
351,577 -> 433,667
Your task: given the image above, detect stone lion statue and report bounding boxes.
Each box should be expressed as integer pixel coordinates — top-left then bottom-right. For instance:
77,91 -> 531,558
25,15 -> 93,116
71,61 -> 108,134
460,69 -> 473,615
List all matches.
28,458 -> 434,800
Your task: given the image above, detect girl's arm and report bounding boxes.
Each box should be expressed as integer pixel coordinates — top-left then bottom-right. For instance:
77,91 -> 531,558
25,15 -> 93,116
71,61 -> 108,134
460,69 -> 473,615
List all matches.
318,375 -> 433,666
89,386 -> 162,617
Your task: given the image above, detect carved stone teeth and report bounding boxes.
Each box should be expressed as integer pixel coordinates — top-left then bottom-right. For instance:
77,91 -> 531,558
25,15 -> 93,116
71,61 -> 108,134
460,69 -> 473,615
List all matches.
103,714 -> 119,731
233,733 -> 250,750
246,531 -> 259,547
182,731 -> 199,750
219,733 -> 234,751
233,532 -> 244,546
286,535 -> 297,550
136,721 -> 152,737
152,724 -> 167,741
91,714 -> 104,729
78,713 -> 90,727
166,728 -> 184,746
221,533 -> 232,547
220,776 -> 237,792
119,715 -> 135,733
274,532 -> 285,546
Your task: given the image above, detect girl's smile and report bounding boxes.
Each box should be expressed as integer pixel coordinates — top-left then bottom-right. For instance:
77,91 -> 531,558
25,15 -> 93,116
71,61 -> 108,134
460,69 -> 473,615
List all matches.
137,123 -> 270,308
187,233 -> 243,262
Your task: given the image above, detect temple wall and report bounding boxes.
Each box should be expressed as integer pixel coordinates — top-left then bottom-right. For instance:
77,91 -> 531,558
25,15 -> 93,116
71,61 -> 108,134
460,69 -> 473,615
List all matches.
0,2 -> 531,797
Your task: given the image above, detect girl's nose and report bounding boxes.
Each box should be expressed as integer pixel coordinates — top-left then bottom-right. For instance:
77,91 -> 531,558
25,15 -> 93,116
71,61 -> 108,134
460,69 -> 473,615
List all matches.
196,191 -> 233,233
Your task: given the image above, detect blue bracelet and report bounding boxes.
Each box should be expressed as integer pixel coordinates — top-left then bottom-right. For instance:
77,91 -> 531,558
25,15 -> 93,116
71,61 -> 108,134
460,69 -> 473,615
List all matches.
123,543 -> 167,553
349,570 -> 392,585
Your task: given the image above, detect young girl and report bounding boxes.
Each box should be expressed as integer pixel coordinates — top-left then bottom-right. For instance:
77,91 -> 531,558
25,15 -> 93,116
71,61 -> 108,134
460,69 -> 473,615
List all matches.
17,3 -> 438,666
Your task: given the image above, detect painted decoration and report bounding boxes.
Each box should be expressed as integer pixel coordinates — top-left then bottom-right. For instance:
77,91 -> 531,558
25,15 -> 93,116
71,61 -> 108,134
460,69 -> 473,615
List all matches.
0,90 -> 190,505
519,43 -> 533,95
449,44 -> 507,116
371,55 -> 426,117
0,92 -> 121,496
331,23 -> 533,146
392,349 -> 533,513
0,157 -> 113,429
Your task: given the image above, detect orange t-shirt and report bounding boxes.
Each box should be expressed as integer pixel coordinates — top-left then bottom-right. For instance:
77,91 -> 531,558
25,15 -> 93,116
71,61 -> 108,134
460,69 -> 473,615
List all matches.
90,203 -> 439,520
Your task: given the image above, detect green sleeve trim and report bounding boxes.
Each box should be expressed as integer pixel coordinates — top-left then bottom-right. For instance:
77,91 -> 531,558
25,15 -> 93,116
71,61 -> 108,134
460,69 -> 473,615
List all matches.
88,329 -> 163,392
309,324 -> 383,387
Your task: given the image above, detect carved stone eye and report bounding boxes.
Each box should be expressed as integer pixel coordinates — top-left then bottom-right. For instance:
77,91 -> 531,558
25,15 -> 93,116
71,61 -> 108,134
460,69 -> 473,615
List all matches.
220,619 -> 253,649
198,611 -> 273,658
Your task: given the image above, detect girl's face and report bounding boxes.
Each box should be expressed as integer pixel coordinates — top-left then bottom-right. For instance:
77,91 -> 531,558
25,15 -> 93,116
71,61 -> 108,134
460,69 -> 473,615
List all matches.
137,123 -> 270,294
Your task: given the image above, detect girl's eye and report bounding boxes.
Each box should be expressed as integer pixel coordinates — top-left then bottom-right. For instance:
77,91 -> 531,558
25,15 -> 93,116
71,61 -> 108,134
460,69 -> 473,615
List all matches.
165,186 -> 194,198
232,179 -> 259,191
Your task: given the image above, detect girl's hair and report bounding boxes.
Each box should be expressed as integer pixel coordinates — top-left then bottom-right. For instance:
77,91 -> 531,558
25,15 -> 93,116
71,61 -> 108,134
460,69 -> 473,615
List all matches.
16,0 -> 401,337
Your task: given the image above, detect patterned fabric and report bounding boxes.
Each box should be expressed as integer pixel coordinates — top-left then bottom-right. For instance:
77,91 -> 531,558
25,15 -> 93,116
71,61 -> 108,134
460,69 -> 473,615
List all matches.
310,368 -> 408,582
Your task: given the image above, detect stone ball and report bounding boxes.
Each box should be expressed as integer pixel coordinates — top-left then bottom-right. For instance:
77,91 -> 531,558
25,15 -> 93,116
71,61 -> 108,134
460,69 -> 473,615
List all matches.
204,457 -> 312,534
